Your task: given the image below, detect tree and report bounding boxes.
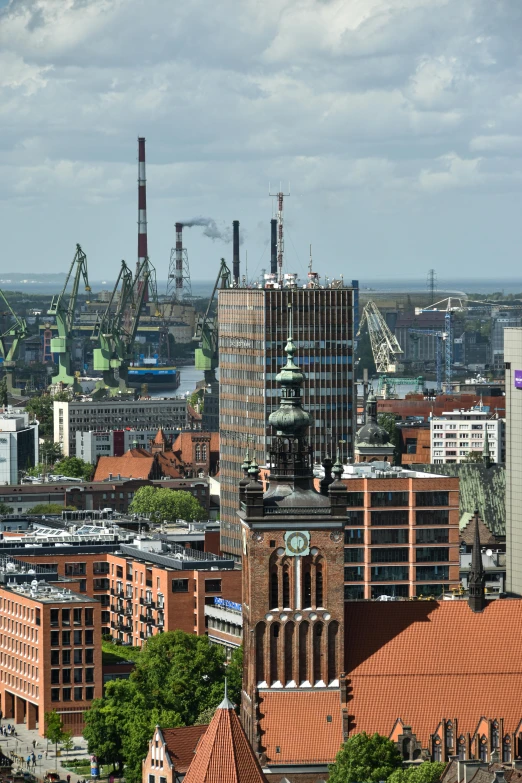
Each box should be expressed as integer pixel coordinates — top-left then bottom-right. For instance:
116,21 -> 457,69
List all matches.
61,731 -> 74,756
39,440 -> 63,466
53,456 -> 94,480
388,762 -> 446,783
329,732 -> 402,783
0,502 -> 13,515
45,710 -> 66,767
378,413 -> 402,466
84,688 -> 128,774
31,503 -> 76,515
129,486 -> 206,523
0,377 -> 8,407
462,450 -> 484,463
25,395 -> 54,440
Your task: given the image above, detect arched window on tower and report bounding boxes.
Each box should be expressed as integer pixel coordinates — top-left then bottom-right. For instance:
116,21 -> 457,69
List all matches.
299,621 -> 310,685
492,721 -> 499,749
270,623 -> 280,685
255,623 -> 266,685
283,566 -> 290,609
503,736 -> 511,763
479,736 -> 488,762
202,444 -> 207,461
303,566 -> 312,609
316,559 -> 324,607
270,570 -> 278,610
327,621 -> 339,684
458,736 -> 466,760
433,736 -> 442,762
313,622 -> 323,684
284,622 -> 294,685
195,445 -> 201,461
445,721 -> 453,750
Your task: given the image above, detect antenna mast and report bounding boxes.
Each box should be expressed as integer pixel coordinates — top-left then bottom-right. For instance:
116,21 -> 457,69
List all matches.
269,184 -> 290,285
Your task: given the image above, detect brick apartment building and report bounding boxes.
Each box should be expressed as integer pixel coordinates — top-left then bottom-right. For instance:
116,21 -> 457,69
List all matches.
0,571 -> 102,736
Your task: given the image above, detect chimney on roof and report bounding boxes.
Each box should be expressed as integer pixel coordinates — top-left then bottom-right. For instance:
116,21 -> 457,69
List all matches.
468,509 -> 486,613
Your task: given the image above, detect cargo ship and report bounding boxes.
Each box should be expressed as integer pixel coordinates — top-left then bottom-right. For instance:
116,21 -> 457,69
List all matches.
128,356 -> 181,391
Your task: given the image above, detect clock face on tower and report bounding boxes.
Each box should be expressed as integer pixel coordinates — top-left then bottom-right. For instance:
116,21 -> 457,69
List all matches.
284,530 -> 310,557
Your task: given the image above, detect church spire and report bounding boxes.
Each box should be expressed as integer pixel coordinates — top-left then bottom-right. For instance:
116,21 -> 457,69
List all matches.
468,509 -> 486,613
483,426 -> 492,468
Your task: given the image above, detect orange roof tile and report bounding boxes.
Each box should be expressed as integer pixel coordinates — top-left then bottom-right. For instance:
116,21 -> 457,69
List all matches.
184,700 -> 266,783
258,690 -> 343,765
153,428 -> 168,445
345,600 -> 522,744
161,725 -> 208,773
93,451 -> 155,481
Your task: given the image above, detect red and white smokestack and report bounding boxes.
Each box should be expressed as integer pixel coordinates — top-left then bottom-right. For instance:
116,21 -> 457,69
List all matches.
137,137 -> 148,268
233,220 -> 240,286
175,222 -> 183,289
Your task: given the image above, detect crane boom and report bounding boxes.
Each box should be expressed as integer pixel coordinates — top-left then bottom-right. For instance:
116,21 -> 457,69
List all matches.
0,288 -> 29,396
194,258 -> 232,378
47,244 -> 91,392
357,301 -> 403,373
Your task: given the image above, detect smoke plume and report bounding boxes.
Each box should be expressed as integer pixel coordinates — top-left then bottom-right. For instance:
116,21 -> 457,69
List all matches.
180,217 -> 243,244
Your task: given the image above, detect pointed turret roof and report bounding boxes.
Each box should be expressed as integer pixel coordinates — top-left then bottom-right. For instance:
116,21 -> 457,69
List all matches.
468,509 -> 486,613
183,694 -> 267,783
482,426 -> 492,468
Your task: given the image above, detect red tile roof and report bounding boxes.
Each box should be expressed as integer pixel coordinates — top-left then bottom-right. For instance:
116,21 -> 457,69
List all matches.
258,690 -> 344,765
161,725 -> 208,773
345,599 -> 522,744
94,451 -> 155,481
184,702 -> 267,783
153,428 -> 168,445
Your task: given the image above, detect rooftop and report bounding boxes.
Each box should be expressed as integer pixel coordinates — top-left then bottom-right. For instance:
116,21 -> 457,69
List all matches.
118,543 -> 235,571
1,580 -> 98,604
159,726 -> 208,775
313,460 -> 447,480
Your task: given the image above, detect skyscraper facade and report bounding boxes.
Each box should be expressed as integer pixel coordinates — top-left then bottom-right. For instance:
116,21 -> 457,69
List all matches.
219,284 -> 355,557
505,328 -> 522,594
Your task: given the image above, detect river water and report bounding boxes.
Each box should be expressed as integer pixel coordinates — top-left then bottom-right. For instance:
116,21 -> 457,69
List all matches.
148,365 -> 204,399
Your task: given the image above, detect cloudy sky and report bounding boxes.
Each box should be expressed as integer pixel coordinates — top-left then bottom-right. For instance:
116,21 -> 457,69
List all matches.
1,0 -> 522,283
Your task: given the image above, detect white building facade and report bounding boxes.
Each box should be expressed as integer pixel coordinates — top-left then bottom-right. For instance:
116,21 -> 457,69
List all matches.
0,412 -> 39,485
430,408 -> 504,465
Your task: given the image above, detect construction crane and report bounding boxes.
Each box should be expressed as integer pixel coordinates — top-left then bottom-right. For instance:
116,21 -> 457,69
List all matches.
0,289 -> 29,396
91,260 -> 134,398
409,329 -> 445,394
47,244 -> 91,393
357,301 -> 403,373
194,258 -> 232,384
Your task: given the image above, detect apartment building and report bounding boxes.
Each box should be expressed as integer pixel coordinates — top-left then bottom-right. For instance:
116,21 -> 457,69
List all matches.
204,597 -> 242,660
320,461 -> 460,599
219,283 -> 356,558
0,565 -> 102,735
430,409 -> 505,465
54,399 -> 188,456
0,412 -> 39,484
75,428 -> 186,464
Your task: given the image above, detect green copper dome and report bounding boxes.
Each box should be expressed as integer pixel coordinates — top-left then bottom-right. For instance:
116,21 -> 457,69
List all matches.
268,326 -> 311,436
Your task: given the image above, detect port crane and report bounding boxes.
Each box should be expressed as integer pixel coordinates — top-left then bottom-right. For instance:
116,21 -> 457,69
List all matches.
0,288 -> 29,396
357,301 -> 403,373
47,244 -> 91,393
91,260 -> 134,398
194,258 -> 232,384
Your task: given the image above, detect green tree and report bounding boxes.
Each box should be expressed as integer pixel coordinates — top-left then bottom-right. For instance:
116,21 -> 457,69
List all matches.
25,394 -> 54,440
53,456 -> 94,480
83,687 -> 128,774
30,502 -> 76,515
377,413 -> 402,466
40,440 -> 63,466
388,762 -> 446,783
462,450 -> 484,463
329,732 -> 402,783
0,501 -> 13,515
0,377 -> 8,407
61,731 -> 74,756
45,710 -> 67,767
129,486 -> 206,523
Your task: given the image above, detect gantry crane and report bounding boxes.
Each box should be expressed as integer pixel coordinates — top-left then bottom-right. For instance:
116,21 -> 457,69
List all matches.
117,257 -> 156,395
47,244 -> 91,393
194,258 -> 232,384
91,260 -> 134,398
0,289 -> 29,396
357,301 -> 403,373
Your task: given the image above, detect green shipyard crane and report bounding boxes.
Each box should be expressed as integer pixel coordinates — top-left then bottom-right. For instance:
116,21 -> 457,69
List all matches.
116,256 -> 156,395
0,288 -> 29,396
47,244 -> 91,393
91,260 -> 134,398
194,258 -> 232,383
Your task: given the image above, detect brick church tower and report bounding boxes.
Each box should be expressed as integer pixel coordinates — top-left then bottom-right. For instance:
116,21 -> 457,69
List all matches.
238,313 -> 347,759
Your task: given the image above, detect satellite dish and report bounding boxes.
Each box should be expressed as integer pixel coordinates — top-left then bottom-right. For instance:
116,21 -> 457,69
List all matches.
486,549 -> 493,557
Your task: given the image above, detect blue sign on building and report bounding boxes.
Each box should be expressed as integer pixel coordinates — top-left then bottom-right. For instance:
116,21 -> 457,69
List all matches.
214,597 -> 242,613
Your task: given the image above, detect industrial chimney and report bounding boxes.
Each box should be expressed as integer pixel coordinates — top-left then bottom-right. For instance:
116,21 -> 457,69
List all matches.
175,222 -> 183,290
270,218 -> 277,275
233,220 -> 240,286
137,137 -> 148,268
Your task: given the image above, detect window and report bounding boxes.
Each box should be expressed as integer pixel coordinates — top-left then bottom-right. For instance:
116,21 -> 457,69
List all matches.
205,579 -> 222,593
416,566 -> 449,581
85,608 -> 93,626
85,630 -> 93,645
74,630 -> 82,645
62,669 -> 71,684
371,529 -> 408,545
74,649 -> 83,664
344,585 -> 364,600
371,548 -> 408,563
416,492 -> 449,507
416,510 -> 449,526
85,649 -> 94,664
371,566 -> 409,581
345,528 -> 364,544
51,650 -> 60,665
371,492 -> 409,507
371,584 -> 409,599
86,687 -> 95,701
74,687 -> 83,701
62,649 -> 71,665
51,670 -> 60,684
65,563 -> 87,576
93,561 -> 109,574
346,510 -> 364,526
74,668 -> 83,683
50,631 -> 60,648
62,687 -> 71,702
416,548 -> 449,563
50,609 -> 59,627
416,528 -> 449,544
344,566 -> 364,581
371,510 -> 409,526
346,492 -> 364,507
51,688 -> 60,702
62,609 -> 70,626
93,579 -> 110,591
172,579 -> 189,593
62,631 -> 70,646
344,548 -> 364,563
73,608 -> 82,626
86,668 -> 94,683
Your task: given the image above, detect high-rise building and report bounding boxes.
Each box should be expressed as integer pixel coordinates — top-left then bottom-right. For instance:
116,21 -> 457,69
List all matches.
430,408 -> 504,464
491,316 -> 522,371
505,328 -> 522,594
219,284 -> 355,557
